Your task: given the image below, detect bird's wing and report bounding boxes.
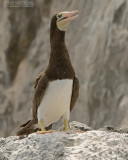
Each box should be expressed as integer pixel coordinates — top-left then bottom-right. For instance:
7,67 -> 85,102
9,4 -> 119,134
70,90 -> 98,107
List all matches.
34,72 -> 45,89
32,72 -> 49,119
17,73 -> 49,136
70,75 -> 79,111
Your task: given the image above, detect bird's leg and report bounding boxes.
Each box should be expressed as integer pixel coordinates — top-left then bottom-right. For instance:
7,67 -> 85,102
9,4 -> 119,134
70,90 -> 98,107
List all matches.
63,109 -> 70,132
37,120 -> 56,134
64,119 -> 69,131
40,120 -> 46,131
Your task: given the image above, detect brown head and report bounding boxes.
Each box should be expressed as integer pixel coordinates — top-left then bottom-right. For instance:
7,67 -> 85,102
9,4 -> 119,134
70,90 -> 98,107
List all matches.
50,10 -> 79,44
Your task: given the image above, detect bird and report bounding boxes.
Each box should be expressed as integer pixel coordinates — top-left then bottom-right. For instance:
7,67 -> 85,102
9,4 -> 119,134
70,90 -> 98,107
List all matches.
17,10 -> 79,135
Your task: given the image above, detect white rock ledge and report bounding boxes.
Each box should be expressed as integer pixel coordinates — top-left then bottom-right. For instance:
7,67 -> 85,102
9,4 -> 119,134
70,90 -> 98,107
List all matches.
0,122 -> 128,160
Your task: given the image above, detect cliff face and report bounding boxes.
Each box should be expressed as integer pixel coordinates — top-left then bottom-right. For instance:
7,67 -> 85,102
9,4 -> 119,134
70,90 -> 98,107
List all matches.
0,0 -> 128,137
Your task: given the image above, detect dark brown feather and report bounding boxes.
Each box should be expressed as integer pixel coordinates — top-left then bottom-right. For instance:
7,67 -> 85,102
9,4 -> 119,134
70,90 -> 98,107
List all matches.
17,119 -> 38,136
70,75 -> 79,111
19,120 -> 31,128
17,128 -> 40,136
34,72 -> 45,89
32,73 -> 49,120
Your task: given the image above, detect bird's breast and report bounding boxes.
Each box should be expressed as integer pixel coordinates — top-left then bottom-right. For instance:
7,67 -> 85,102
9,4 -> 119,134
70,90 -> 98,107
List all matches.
37,79 -> 73,127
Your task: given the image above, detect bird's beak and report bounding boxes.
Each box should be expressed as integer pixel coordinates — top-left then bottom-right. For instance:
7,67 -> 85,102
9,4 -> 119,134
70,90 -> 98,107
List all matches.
56,10 -> 79,31
58,10 -> 79,25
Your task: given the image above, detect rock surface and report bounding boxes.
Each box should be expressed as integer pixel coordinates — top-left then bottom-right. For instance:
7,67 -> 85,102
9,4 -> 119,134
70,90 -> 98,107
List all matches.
0,122 -> 128,160
0,0 -> 128,137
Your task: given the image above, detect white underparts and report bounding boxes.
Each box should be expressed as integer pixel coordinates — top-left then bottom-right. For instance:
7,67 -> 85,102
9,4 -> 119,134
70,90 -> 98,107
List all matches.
37,79 -> 73,127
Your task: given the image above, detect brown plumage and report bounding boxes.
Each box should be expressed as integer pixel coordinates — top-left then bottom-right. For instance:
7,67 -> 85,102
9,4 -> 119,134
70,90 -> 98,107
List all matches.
17,12 -> 79,136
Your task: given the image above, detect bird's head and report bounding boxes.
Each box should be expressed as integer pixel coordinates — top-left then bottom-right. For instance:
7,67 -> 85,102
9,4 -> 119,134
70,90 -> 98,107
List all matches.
56,10 -> 79,31
50,10 -> 79,43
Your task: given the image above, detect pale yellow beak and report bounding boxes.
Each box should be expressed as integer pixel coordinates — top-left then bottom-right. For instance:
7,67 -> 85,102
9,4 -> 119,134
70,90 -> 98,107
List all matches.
56,10 -> 79,31
58,10 -> 79,24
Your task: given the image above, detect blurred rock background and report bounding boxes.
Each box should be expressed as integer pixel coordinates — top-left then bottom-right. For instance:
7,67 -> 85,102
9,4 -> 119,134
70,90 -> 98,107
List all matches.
0,0 -> 128,137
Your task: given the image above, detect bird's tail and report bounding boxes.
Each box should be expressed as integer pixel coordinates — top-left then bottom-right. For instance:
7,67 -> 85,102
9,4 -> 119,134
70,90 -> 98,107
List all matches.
16,119 -> 39,136
19,120 -> 31,128
16,119 -> 53,136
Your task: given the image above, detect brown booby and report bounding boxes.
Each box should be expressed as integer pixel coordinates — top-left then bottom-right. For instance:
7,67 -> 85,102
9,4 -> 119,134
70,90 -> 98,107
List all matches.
17,10 -> 79,135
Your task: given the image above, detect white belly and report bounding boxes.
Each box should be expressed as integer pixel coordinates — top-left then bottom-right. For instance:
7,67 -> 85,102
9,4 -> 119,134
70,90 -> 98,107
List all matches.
37,79 -> 73,127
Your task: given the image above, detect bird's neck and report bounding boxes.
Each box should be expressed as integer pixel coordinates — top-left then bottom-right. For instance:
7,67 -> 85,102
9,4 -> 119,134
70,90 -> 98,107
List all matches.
46,28 -> 75,80
50,29 -> 69,62
50,29 -> 65,48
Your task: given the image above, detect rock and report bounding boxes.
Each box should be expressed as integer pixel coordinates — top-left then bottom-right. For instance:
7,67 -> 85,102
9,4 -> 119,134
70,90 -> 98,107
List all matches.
99,125 -> 128,134
58,121 -> 93,132
1,0 -> 128,137
0,122 -> 128,160
69,121 -> 93,132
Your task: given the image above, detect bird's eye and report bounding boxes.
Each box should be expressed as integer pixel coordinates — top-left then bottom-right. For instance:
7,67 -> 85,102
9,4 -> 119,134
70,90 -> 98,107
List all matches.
58,14 -> 62,19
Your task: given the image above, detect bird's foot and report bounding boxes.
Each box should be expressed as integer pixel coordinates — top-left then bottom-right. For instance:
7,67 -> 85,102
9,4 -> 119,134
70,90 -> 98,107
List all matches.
37,130 -> 56,134
75,130 -> 84,133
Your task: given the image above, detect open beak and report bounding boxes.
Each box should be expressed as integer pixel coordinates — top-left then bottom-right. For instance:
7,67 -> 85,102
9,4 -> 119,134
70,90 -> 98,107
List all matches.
58,10 -> 79,25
